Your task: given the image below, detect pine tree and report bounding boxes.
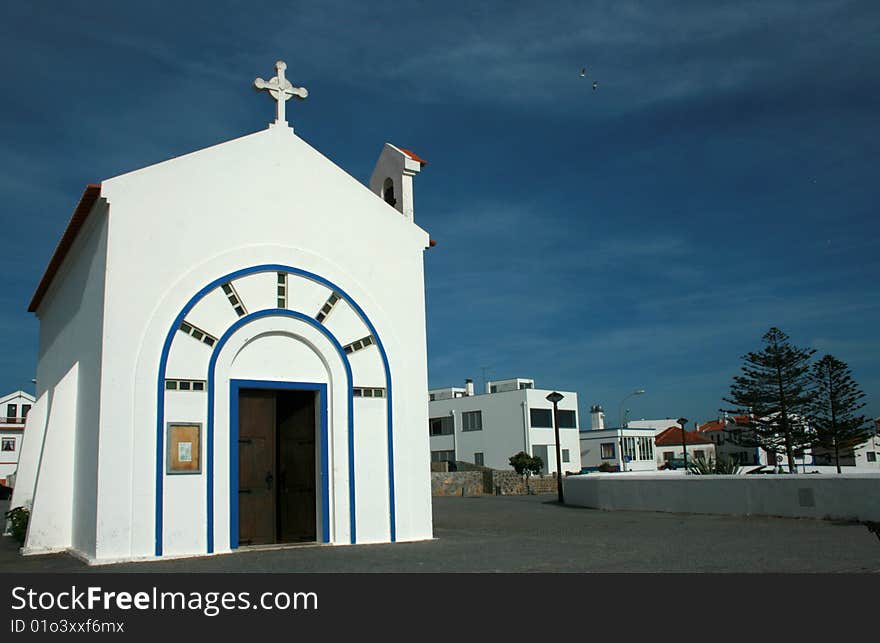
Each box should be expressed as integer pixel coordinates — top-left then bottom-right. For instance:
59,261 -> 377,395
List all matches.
724,327 -> 815,472
807,354 -> 873,473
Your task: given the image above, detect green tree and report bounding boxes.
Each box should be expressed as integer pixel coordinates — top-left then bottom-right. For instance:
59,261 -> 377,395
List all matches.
509,451 -> 543,494
724,327 -> 815,472
807,354 -> 873,473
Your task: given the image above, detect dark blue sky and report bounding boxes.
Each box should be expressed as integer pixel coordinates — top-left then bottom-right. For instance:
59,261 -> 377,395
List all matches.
1,1 -> 878,426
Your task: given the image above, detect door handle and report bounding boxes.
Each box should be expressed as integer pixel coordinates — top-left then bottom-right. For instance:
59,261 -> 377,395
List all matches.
265,472 -> 274,490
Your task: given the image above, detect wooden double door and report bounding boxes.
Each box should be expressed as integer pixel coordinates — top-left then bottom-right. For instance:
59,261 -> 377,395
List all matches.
238,389 -> 317,546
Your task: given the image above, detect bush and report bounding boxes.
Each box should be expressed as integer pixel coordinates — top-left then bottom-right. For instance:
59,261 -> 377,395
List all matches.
688,456 -> 738,475
4,506 -> 30,545
597,461 -> 615,472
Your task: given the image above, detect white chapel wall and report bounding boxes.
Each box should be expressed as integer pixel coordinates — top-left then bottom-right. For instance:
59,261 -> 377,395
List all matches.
67,126 -> 432,561
7,392 -> 48,510
25,202 -> 108,558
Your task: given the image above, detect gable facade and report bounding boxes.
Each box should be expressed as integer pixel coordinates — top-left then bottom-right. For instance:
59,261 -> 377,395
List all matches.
14,123 -> 433,563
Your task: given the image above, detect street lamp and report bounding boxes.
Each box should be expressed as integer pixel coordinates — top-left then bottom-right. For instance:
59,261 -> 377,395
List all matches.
546,391 -> 565,504
677,417 -> 688,472
618,389 -> 645,472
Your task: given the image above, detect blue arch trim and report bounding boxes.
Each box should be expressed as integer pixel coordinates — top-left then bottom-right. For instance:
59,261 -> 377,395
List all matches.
155,264 -> 395,557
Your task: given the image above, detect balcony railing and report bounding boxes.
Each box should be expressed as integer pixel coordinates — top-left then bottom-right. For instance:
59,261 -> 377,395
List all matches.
0,417 -> 26,424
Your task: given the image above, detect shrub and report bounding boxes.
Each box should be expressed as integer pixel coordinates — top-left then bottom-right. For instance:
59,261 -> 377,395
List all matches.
5,506 -> 30,545
597,461 -> 615,472
688,456 -> 738,475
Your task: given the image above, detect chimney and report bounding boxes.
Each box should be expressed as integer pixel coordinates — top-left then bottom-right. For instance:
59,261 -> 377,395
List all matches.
369,143 -> 426,222
590,405 -> 605,430
465,379 -> 474,397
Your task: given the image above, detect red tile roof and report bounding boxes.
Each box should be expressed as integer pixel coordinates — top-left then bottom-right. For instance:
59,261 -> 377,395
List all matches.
655,427 -> 714,446
400,148 -> 427,165
28,184 -> 103,313
698,416 -> 751,432
698,420 -> 725,433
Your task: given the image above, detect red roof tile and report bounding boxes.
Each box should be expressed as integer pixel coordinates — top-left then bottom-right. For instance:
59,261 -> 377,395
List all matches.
699,416 -> 752,432
655,427 -> 714,446
400,148 -> 427,165
28,184 -> 102,313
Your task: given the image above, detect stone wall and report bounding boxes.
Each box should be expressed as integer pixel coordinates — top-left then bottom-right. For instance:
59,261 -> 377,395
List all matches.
431,471 -> 483,496
527,475 -> 560,494
431,470 -> 562,496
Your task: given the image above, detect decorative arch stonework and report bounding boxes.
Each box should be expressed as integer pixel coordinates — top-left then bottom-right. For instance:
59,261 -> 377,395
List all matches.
155,264 -> 396,556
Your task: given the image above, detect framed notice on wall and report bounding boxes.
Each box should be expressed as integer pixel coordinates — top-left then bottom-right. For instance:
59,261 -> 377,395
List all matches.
167,423 -> 201,474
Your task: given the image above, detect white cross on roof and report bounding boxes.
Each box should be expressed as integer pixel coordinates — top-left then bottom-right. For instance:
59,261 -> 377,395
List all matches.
254,60 -> 308,128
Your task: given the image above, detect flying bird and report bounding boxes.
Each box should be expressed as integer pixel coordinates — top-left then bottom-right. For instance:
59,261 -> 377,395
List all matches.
580,68 -> 587,77
592,81 -> 599,90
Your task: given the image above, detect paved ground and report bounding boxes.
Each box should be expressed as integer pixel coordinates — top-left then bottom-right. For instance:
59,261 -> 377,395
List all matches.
2,494 -> 879,572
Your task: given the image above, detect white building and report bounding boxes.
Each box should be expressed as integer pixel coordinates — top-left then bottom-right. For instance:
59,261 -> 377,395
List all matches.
1,391 -> 35,484
805,432 -> 879,470
579,405 -> 657,472
428,378 -> 582,475
852,433 -> 880,469
12,61 -> 434,563
626,418 -> 681,433
697,416 -> 762,465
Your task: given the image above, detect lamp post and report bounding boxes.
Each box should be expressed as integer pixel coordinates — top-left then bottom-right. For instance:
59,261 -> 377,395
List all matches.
546,391 -> 565,504
618,389 -> 645,472
677,417 -> 688,472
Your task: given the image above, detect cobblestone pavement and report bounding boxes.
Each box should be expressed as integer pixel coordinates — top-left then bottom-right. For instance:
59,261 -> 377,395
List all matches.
2,494 -> 878,572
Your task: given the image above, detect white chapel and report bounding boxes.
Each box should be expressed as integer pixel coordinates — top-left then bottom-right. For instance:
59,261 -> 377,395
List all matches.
12,61 -> 434,563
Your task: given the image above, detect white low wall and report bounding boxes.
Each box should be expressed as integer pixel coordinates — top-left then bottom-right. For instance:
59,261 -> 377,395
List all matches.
563,473 -> 880,522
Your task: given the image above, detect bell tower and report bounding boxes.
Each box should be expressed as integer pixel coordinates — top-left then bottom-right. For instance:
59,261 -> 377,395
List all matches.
369,143 -> 426,221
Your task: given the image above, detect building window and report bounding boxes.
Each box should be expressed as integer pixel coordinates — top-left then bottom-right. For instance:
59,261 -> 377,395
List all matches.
638,436 -> 654,461
663,451 -> 674,462
557,410 -> 577,429
562,449 -> 570,463
462,410 -> 482,431
867,452 -> 877,462
6,404 -> 17,420
316,292 -> 341,323
220,282 -> 247,317
352,387 -> 386,398
277,272 -> 287,308
22,404 -> 31,418
490,385 -> 498,393
600,443 -> 615,459
430,449 -> 455,463
1,437 -> 14,451
474,452 -> 484,467
429,416 -> 454,436
454,392 -> 464,398
343,335 -> 375,355
519,382 -> 532,390
429,394 -> 435,401
530,408 -> 553,428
